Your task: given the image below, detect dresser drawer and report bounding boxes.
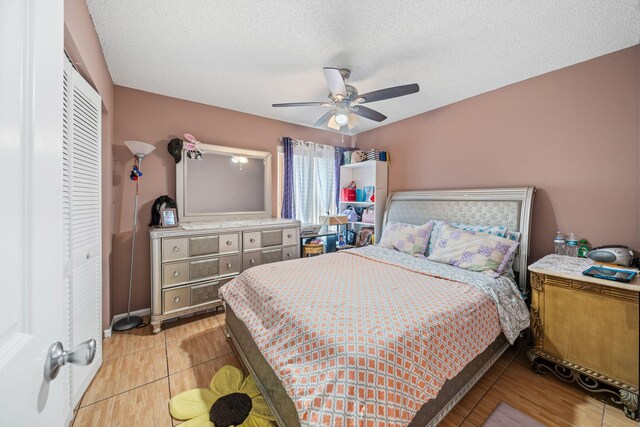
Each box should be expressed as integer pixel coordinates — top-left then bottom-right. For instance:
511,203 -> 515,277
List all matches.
219,254 -> 240,276
261,248 -> 282,265
243,252 -> 262,270
189,258 -> 219,281
244,232 -> 261,250
219,233 -> 239,253
190,281 -> 223,306
162,238 -> 188,261
162,262 -> 189,286
163,286 -> 189,313
282,228 -> 298,246
282,245 -> 299,261
261,229 -> 283,247
189,235 -> 219,257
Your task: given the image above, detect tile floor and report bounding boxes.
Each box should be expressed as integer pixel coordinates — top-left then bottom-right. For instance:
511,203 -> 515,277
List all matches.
72,311 -> 636,426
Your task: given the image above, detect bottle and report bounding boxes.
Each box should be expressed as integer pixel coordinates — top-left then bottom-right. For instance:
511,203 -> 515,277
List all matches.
577,239 -> 589,258
554,232 -> 566,256
566,233 -> 579,257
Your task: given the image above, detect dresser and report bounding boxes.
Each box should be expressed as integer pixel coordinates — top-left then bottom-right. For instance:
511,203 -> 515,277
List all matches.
149,218 -> 300,333
528,255 -> 639,420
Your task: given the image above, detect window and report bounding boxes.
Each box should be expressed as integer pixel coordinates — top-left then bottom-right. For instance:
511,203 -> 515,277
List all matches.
278,140 -> 337,224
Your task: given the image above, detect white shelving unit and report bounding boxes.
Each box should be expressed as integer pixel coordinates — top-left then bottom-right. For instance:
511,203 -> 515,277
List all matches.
339,160 -> 389,240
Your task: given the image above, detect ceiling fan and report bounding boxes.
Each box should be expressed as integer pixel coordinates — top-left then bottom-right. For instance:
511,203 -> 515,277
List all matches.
272,67 -> 419,132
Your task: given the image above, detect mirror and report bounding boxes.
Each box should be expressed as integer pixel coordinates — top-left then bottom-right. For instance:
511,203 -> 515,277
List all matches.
176,143 -> 272,222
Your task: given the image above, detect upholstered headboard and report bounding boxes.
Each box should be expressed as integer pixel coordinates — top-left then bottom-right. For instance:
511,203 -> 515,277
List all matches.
382,187 -> 536,292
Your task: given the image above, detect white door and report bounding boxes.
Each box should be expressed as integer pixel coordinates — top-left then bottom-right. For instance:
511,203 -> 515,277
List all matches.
0,0 -> 89,425
63,57 -> 103,411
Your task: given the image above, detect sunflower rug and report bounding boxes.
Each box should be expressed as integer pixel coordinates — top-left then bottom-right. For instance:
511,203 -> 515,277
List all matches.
169,366 -> 276,427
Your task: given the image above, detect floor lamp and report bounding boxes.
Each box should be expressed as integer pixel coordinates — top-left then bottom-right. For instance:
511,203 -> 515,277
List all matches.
113,140 -> 156,332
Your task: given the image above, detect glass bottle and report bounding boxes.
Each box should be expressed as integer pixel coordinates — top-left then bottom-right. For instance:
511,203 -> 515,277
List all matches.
566,233 -> 579,257
554,231 -> 566,256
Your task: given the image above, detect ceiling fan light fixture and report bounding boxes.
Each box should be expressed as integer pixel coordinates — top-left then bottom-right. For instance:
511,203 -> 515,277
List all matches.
334,108 -> 349,126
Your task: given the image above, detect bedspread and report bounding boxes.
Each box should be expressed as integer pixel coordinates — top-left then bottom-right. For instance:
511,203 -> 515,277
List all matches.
219,247 -> 525,426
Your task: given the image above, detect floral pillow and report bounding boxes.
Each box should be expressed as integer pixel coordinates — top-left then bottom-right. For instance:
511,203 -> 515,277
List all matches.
427,224 -> 519,275
425,221 -> 509,256
378,221 -> 434,256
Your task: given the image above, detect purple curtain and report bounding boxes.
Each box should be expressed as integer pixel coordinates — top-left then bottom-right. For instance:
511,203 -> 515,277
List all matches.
334,147 -> 356,213
280,137 -> 295,219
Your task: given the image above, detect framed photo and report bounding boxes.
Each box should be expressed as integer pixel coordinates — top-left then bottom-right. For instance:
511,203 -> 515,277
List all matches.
160,208 -> 178,227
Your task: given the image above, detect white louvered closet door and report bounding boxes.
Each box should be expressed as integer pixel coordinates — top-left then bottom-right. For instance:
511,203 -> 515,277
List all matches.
63,57 -> 103,412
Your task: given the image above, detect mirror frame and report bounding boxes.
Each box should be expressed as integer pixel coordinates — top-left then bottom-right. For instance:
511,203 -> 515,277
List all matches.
176,143 -> 272,222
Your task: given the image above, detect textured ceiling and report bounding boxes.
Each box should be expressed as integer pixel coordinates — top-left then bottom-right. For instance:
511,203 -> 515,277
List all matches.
86,1 -> 639,134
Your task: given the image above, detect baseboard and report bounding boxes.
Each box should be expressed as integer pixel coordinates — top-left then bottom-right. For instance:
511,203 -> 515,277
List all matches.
109,308 -> 151,335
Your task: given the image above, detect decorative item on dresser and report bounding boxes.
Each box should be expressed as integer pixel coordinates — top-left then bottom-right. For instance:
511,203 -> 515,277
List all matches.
149,218 -> 300,333
527,254 -> 639,420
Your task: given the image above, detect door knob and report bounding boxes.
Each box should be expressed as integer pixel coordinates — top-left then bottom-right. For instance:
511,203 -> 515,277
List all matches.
44,339 -> 97,382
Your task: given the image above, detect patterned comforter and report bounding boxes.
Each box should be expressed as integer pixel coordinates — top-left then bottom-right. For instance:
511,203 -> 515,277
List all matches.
219,246 -> 529,426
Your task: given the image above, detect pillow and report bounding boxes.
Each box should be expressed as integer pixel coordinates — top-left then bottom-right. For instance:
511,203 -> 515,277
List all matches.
427,224 -> 519,275
378,221 -> 434,256
425,221 -> 509,256
503,230 -> 522,277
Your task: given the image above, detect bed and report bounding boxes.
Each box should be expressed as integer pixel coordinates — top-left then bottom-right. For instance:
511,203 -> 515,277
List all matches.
220,187 -> 535,426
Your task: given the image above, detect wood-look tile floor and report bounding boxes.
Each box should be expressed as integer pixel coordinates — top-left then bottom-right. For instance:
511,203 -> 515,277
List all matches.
72,312 -> 636,427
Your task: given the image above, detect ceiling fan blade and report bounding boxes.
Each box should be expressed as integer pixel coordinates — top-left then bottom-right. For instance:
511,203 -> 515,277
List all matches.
314,110 -> 336,128
323,67 -> 347,98
272,101 -> 332,107
352,106 -> 387,122
358,83 -> 419,103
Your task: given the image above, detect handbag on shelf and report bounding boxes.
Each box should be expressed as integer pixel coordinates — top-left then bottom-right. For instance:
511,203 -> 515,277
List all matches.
361,206 -> 375,224
341,206 -> 359,222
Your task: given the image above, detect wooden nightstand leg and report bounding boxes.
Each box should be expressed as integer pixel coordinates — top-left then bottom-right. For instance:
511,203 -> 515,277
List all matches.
525,350 -> 543,374
620,390 -> 638,420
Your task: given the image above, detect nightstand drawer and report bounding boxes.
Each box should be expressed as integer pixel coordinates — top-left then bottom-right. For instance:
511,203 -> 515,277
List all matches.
219,254 -> 240,276
162,238 -> 188,261
163,287 -> 189,313
162,262 -> 189,286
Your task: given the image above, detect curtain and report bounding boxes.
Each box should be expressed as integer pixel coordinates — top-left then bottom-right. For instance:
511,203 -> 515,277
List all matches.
334,147 -> 357,212
291,140 -> 336,224
280,137 -> 295,219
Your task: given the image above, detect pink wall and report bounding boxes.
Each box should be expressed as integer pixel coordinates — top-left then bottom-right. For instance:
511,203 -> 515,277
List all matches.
113,86 -> 349,315
64,0 -> 115,329
354,46 -> 640,262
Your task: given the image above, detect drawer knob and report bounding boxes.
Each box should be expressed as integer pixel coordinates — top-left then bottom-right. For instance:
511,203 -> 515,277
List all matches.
287,234 -> 293,239
173,271 -> 180,277
173,246 -> 180,252
86,252 -> 92,260
286,252 -> 291,257
226,262 -> 232,268
174,296 -> 181,303
226,241 -> 232,246
249,238 -> 256,243
250,259 -> 255,264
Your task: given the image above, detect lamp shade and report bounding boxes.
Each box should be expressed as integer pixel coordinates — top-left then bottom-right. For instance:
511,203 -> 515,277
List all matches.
320,215 -> 349,225
124,140 -> 156,156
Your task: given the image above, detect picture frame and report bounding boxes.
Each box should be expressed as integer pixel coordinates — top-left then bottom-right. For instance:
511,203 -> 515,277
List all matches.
160,208 -> 178,227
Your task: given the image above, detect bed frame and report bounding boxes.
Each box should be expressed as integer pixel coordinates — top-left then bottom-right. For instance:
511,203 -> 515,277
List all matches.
224,187 -> 536,426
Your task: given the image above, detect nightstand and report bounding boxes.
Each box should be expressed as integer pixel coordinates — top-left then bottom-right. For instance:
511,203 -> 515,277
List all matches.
527,254 -> 639,420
